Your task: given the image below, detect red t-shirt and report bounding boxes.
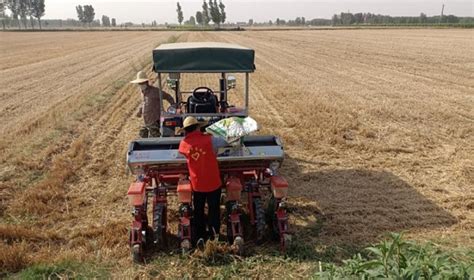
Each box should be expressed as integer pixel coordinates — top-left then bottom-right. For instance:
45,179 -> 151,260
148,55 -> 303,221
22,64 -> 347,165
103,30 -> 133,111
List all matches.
178,131 -> 221,192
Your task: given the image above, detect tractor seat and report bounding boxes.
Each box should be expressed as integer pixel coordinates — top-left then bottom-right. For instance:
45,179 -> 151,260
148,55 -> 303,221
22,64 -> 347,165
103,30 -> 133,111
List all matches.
187,87 -> 218,113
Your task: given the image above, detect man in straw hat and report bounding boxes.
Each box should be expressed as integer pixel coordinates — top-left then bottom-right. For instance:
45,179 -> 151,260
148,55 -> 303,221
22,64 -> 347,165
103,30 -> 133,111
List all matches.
178,116 -> 227,247
131,71 -> 175,138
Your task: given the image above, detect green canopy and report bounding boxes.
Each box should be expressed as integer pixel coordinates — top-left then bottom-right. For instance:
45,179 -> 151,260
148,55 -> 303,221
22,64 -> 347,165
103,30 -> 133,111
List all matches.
153,42 -> 256,73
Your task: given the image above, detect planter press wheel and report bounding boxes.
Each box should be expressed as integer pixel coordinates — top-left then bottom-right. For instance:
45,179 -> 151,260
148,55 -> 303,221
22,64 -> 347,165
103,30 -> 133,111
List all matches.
129,229 -> 144,263
266,196 -> 280,241
267,196 -> 291,251
252,197 -> 266,243
226,221 -> 245,253
153,203 -> 167,247
181,239 -> 191,255
233,236 -> 244,256
225,201 -> 245,255
131,244 -> 143,263
144,225 -> 154,249
178,209 -> 193,254
225,201 -> 240,243
281,233 -> 292,252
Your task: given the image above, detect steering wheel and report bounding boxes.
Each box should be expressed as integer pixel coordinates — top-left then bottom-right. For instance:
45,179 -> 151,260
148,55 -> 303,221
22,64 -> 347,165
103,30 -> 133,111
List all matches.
192,87 -> 214,102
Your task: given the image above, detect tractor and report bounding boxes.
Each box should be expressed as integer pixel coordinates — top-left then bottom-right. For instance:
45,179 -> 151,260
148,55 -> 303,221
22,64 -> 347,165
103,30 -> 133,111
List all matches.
126,42 -> 290,262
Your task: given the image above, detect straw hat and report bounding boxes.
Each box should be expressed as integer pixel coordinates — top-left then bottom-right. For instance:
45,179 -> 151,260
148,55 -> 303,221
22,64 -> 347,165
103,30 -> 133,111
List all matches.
177,116 -> 207,134
130,71 -> 149,84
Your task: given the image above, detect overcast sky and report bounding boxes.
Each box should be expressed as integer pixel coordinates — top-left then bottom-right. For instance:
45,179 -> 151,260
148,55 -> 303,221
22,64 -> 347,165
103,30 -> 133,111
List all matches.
40,0 -> 474,24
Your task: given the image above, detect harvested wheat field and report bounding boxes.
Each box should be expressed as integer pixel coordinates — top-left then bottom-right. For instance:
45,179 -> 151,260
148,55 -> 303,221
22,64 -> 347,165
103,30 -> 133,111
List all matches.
1,29 -> 473,278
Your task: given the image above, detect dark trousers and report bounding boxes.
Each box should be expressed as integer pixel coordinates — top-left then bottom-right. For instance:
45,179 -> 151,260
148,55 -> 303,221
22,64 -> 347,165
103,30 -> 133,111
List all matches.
139,122 -> 161,138
193,188 -> 221,241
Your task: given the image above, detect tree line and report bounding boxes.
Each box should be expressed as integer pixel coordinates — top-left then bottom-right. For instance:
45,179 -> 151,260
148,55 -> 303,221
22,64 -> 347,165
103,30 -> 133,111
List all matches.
0,1 -> 118,29
2,2 -> 472,30
331,12 -> 469,25
254,13 -> 473,27
2,0 -> 45,29
75,5 -> 116,27
176,0 -> 226,27
274,17 -> 332,26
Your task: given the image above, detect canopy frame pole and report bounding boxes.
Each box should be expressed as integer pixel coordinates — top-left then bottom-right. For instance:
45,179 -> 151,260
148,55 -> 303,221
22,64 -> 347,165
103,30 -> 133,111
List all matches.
245,73 -> 249,115
220,72 -> 227,112
158,73 -> 163,137
175,79 -> 180,104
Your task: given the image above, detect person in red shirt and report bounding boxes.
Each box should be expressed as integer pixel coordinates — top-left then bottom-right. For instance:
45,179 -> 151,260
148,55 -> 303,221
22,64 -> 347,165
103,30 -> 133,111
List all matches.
178,116 -> 227,245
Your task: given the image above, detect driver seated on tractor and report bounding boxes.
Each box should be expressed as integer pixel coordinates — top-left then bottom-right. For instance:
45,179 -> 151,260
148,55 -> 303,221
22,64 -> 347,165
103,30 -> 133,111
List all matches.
178,116 -> 227,247
130,71 -> 175,138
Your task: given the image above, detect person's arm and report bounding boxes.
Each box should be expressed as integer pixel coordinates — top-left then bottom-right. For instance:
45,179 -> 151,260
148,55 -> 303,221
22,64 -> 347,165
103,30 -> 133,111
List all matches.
178,141 -> 188,157
211,136 -> 228,155
162,90 -> 175,105
136,103 -> 143,118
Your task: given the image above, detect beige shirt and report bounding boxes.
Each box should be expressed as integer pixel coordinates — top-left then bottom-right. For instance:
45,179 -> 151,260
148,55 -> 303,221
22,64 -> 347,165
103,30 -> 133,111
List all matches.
138,85 -> 174,125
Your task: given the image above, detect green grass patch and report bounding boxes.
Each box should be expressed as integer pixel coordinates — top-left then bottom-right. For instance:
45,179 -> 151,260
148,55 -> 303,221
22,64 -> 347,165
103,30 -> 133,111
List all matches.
314,233 -> 474,279
11,260 -> 110,280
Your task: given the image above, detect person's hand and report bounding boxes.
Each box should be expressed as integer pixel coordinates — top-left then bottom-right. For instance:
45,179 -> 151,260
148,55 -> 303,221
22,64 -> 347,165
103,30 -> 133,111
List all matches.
166,103 -> 177,114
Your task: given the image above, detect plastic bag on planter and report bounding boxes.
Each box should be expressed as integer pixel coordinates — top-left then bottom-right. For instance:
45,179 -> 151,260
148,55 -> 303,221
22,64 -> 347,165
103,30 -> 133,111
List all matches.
205,117 -> 258,143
